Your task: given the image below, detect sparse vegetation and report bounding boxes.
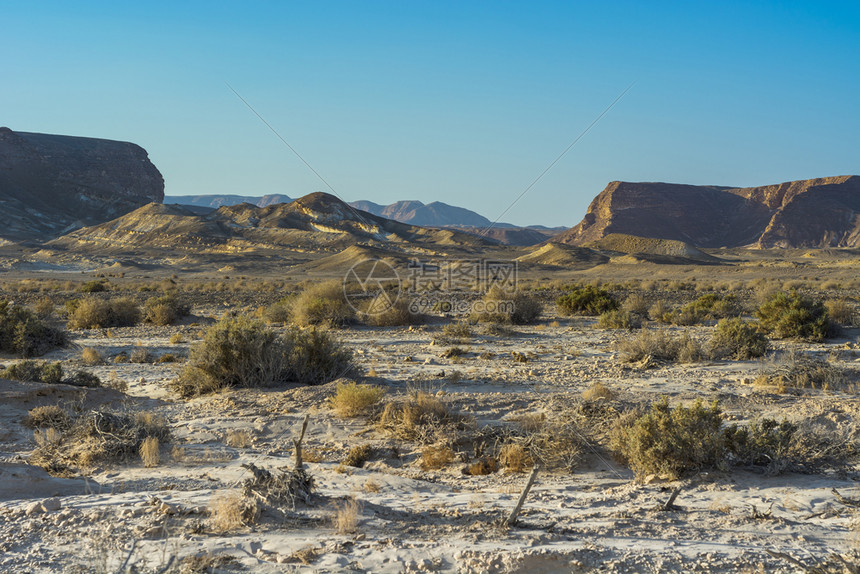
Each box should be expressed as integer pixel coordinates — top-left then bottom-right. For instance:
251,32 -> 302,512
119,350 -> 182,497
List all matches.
597,309 -> 642,330
81,347 -> 104,365
143,294 -> 190,326
825,298 -> 857,327
708,318 -> 768,360
557,285 -> 619,316
290,281 -> 355,327
471,286 -> 543,325
616,329 -> 704,364
139,436 -> 160,467
208,492 -> 258,533
420,444 -> 455,470
377,391 -> 469,443
754,351 -> 856,393
333,497 -> 361,534
2,360 -> 64,384
677,293 -> 741,325
328,381 -> 385,417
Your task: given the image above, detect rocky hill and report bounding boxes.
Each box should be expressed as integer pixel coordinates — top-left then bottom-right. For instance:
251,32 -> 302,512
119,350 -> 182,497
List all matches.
49,192 -> 490,261
558,176 -> 860,248
0,127 -> 163,242
165,194 -> 292,208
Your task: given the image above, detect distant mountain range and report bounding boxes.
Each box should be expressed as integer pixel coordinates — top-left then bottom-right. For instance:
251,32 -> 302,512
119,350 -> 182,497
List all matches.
165,195 -> 564,245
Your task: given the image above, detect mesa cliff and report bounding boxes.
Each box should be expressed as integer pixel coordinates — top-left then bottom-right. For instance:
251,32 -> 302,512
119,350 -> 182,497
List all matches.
557,176 -> 860,248
0,127 -> 164,242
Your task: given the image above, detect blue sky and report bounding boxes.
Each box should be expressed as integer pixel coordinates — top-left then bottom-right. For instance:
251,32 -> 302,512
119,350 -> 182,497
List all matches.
2,1 -> 858,226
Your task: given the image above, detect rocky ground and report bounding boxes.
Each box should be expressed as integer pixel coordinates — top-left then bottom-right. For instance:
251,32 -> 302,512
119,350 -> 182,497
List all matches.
1,307 -> 860,573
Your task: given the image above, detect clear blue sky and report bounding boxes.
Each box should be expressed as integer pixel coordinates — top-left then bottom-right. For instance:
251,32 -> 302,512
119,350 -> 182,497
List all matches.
3,1 -> 858,226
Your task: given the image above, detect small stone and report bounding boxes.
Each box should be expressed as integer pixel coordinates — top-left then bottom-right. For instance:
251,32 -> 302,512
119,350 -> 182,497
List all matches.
41,498 -> 61,512
25,502 -> 43,516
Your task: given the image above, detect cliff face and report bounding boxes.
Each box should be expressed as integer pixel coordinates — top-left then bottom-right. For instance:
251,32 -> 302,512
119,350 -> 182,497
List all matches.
558,176 -> 860,248
0,127 -> 164,242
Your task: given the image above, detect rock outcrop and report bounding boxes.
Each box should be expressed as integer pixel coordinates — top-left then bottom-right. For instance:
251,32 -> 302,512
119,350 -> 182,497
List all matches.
557,176 -> 860,249
0,127 -> 163,242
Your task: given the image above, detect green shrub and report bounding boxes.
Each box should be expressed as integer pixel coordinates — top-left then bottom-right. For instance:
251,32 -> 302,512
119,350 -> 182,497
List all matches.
677,293 -> 741,325
615,329 -> 704,363
289,281 -> 354,327
610,398 -> 726,479
67,297 -> 141,329
2,360 -> 64,384
328,381 -> 385,417
755,290 -> 831,341
143,295 -> 190,326
363,298 -> 425,327
0,300 -> 66,357
709,318 -> 768,360
171,316 -> 355,397
597,309 -> 642,330
557,285 -> 618,316
78,280 -> 109,293
724,418 -> 797,472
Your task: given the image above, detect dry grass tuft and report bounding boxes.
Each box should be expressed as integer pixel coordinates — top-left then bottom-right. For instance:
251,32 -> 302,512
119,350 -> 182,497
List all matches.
139,436 -> 160,467
25,405 -> 71,430
499,443 -> 533,472
581,382 -> 617,401
342,444 -> 373,468
464,457 -> 499,475
419,445 -> 455,470
333,497 -> 362,534
208,492 -> 258,533
328,381 -> 385,417
225,429 -> 253,448
81,347 -> 104,366
377,391 -> 469,443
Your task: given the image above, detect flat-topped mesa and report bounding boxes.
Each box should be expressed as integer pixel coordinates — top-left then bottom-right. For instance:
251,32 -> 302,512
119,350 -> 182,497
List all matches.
0,127 -> 164,242
557,176 -> 860,249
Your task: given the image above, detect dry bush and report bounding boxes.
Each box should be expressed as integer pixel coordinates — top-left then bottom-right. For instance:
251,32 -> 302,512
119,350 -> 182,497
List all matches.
225,429 -> 253,448
169,333 -> 185,344
333,497 -> 361,534
377,391 -> 469,443
441,322 -> 472,342
755,290 -> 831,341
143,295 -> 190,326
471,286 -> 543,325
342,444 -> 373,468
597,309 -> 642,330
514,412 -> 546,433
172,316 -> 354,397
328,381 -> 385,417
290,281 -> 355,327
130,348 -> 152,363
825,299 -> 857,327
2,360 -> 64,384
622,294 -> 649,316
647,300 -> 674,323
362,298 -> 424,327
24,405 -> 71,430
208,492 -> 258,533
33,297 -> 55,319
81,347 -> 104,366
581,382 -> 617,401
67,297 -> 141,329
677,293 -> 741,325
157,353 -> 179,363
241,462 -> 314,509
610,398 -> 725,479
0,300 -> 67,357
139,436 -> 160,467
78,280 -> 109,293
616,329 -> 704,364
30,409 -> 171,472
754,351 -> 856,393
420,445 -> 455,470
465,457 -> 499,475
499,443 -> 533,472
708,318 -> 769,360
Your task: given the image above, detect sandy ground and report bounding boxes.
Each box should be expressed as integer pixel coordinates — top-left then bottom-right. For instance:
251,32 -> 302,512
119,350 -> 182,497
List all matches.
1,315 -> 860,572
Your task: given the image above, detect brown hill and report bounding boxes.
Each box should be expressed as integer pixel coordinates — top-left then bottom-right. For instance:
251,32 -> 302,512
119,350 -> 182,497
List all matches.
558,176 -> 860,248
0,127 -> 163,242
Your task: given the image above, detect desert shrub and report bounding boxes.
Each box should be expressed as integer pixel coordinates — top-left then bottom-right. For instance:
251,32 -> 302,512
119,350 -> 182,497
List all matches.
597,309 -> 642,330
610,398 -> 726,479
615,329 -> 704,364
31,409 -> 170,471
755,290 -> 831,341
157,353 -> 179,363
754,351 -> 854,393
327,381 -> 385,417
139,436 -> 160,467
169,333 -> 186,345
289,281 -> 354,327
377,391 -> 469,443
130,348 -> 152,364
581,382 -> 617,401
420,445 -> 455,470
225,429 -> 253,448
78,280 -> 109,293
499,443 -> 533,472
33,297 -> 55,319
622,294 -> 649,316
471,286 -> 543,325
464,457 -> 499,475
709,318 -> 768,360
333,497 -> 361,534
647,300 -> 674,323
362,298 -> 424,327
2,360 -> 64,384
262,299 -> 292,325
143,295 -> 190,326
24,405 -> 71,430
724,418 -> 797,473
677,293 -> 741,325
0,300 -> 66,357
440,322 -> 472,342
67,297 -> 141,329
171,316 -> 355,397
557,285 -> 619,316
342,444 -> 373,468
825,299 -> 857,327
64,371 -> 102,388
81,347 -> 104,366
